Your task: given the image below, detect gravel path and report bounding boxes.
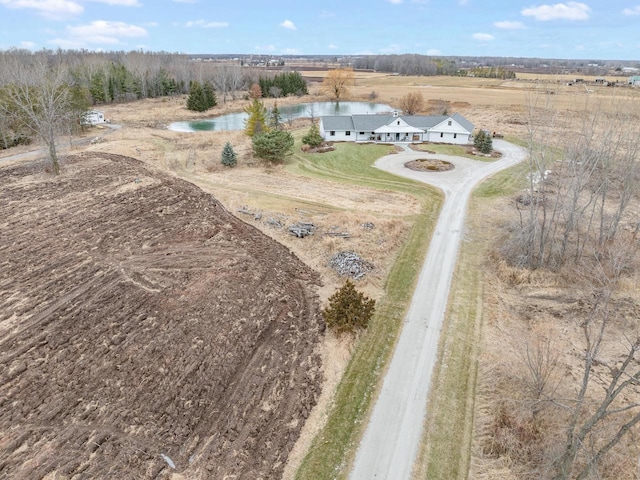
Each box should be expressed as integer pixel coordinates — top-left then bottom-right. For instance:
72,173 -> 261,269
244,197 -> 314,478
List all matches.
349,140 -> 527,479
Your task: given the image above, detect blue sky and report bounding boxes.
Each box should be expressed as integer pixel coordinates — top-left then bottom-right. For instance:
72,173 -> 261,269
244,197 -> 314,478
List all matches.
0,0 -> 638,61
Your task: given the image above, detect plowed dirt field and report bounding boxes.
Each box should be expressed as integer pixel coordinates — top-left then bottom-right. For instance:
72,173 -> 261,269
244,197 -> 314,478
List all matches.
0,153 -> 324,479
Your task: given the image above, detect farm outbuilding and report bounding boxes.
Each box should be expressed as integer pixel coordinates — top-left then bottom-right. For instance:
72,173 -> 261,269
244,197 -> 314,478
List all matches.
81,109 -> 106,126
319,112 -> 474,145
629,76 -> 640,86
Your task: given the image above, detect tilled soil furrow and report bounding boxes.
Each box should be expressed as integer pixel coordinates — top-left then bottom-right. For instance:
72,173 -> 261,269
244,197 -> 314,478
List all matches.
0,152 -> 323,479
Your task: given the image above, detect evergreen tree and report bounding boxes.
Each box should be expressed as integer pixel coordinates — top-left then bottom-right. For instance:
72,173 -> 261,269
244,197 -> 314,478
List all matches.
474,129 -> 486,150
202,81 -> 217,110
244,98 -> 268,137
322,280 -> 376,335
252,130 -> 294,163
481,132 -> 493,154
221,142 -> 237,167
268,101 -> 282,130
186,81 -> 207,112
302,122 -> 324,148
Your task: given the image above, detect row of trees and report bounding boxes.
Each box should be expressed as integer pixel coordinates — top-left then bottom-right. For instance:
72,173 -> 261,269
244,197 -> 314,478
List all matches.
258,71 -> 308,98
464,66 -> 516,79
352,54 -> 461,76
494,93 -> 640,479
0,49 -> 265,172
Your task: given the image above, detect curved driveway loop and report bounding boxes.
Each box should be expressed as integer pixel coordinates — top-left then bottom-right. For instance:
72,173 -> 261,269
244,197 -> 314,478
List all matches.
350,140 -> 527,480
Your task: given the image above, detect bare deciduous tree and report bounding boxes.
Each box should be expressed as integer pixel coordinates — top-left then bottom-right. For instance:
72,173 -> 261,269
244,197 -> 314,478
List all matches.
398,91 -> 424,115
548,255 -> 640,479
322,68 -> 354,100
506,91 -> 640,270
0,52 -> 85,175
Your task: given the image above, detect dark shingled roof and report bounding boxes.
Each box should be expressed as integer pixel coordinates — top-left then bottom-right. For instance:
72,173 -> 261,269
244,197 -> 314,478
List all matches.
321,113 -> 474,133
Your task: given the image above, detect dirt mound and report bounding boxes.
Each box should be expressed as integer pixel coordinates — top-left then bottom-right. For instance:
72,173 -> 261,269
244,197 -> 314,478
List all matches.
0,153 -> 324,479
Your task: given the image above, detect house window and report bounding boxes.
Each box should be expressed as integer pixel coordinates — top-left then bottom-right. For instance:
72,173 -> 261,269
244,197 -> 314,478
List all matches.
359,132 -> 365,135
397,121 -> 400,125
440,132 -> 444,138
448,120 -> 452,126
454,133 -> 457,139
345,131 -> 351,136
330,131 -> 335,136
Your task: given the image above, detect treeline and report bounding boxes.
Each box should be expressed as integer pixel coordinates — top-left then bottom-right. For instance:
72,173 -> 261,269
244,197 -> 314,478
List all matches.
352,54 -> 461,76
257,71 -> 308,98
351,54 -> 516,77
462,66 -> 516,79
0,49 -> 270,152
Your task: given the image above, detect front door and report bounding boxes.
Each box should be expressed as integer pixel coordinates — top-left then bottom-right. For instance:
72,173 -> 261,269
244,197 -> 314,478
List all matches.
395,133 -> 400,141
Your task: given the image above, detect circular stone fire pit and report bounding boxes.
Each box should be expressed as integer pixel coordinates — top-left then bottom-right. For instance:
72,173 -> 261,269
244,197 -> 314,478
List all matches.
404,158 -> 454,172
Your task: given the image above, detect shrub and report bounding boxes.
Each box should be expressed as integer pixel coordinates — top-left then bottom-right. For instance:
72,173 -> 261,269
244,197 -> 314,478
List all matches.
322,280 -> 376,335
252,129 -> 294,163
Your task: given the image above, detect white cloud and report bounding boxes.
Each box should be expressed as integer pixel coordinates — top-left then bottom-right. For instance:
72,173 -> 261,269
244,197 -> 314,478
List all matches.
521,2 -> 590,21
282,48 -> 299,55
494,20 -> 525,29
20,40 -> 36,49
85,0 -> 141,5
63,20 -> 147,45
280,19 -> 296,30
185,19 -> 228,28
427,48 -> 441,55
622,5 -> 640,15
0,0 -> 83,18
473,32 -> 494,41
328,44 -> 338,49
387,0 -> 402,4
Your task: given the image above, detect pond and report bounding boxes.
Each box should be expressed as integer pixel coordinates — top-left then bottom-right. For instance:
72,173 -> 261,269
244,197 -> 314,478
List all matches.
168,101 -> 395,132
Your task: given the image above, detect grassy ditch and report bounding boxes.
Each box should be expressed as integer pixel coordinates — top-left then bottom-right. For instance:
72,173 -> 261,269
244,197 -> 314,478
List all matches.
412,160 -> 529,479
290,142 -> 443,480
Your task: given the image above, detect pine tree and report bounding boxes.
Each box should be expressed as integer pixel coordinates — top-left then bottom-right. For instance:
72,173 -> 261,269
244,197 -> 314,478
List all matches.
474,129 -> 486,150
186,81 -> 206,112
322,280 -> 376,335
302,122 -> 324,148
480,132 -> 493,154
252,130 -> 294,163
244,98 -> 268,137
202,81 -> 217,110
221,142 -> 237,167
268,101 -> 282,130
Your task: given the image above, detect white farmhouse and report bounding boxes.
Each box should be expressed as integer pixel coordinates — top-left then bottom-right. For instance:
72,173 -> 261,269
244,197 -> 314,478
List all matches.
81,109 -> 106,126
319,111 -> 474,145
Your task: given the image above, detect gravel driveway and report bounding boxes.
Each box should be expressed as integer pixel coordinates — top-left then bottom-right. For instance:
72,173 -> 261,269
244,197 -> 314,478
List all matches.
349,140 -> 527,479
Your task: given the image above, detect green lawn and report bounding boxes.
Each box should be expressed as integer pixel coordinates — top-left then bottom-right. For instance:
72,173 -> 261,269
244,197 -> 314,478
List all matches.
411,143 -> 497,162
289,141 -> 444,480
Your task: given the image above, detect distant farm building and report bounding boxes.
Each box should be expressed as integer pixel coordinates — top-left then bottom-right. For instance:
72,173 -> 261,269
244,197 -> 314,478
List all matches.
629,76 -> 640,86
319,112 -> 474,145
81,109 -> 106,126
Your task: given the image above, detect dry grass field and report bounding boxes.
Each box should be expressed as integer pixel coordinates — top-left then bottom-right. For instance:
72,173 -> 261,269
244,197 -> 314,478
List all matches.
2,70 -> 640,479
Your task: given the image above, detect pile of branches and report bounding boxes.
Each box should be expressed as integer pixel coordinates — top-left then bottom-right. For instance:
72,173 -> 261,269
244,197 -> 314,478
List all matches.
329,251 -> 374,280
